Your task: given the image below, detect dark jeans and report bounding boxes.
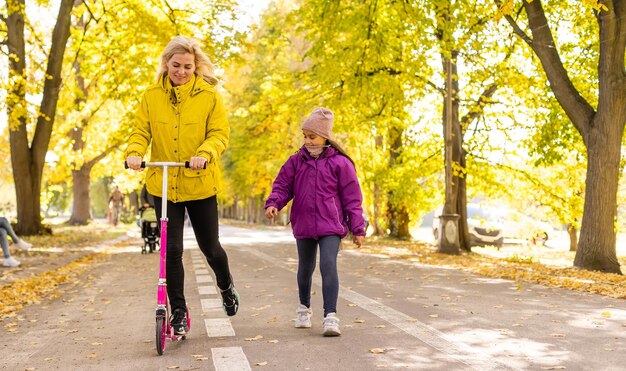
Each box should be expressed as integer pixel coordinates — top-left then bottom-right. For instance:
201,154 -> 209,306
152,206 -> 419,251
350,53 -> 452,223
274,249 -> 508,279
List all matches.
154,196 -> 232,311
296,235 -> 340,317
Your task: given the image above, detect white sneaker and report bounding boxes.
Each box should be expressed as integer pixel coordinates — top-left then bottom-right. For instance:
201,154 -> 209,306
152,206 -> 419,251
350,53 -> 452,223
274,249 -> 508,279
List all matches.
295,304 -> 312,328
3,256 -> 20,267
322,313 -> 341,336
15,239 -> 32,251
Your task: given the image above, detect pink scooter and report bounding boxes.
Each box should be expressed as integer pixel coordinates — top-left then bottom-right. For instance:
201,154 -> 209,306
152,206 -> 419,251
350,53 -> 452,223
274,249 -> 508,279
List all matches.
126,161 -> 195,355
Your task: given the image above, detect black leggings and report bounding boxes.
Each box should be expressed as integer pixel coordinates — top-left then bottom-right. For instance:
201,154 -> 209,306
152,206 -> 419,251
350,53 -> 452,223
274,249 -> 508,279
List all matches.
296,235 -> 340,317
154,195 -> 232,311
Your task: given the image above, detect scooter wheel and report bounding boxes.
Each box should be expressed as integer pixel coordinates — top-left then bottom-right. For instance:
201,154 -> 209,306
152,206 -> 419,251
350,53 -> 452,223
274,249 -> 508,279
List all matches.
156,316 -> 166,355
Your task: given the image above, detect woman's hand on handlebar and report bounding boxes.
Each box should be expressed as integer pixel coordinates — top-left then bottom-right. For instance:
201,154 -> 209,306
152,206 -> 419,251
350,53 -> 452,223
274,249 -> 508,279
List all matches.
126,156 -> 143,170
188,156 -> 207,170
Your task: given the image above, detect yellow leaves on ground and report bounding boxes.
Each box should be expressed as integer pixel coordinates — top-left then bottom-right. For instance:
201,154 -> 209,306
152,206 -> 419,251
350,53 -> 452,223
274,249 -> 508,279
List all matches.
245,334 -> 264,341
0,253 -> 108,319
363,238 -> 626,299
370,347 -> 397,354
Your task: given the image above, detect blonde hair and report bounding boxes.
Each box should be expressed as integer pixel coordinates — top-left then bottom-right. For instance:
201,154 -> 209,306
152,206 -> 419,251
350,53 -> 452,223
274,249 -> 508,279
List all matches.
156,36 -> 218,85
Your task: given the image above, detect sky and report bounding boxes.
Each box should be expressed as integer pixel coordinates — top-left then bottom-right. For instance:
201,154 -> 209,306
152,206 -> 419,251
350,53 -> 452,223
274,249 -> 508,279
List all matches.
234,0 -> 272,31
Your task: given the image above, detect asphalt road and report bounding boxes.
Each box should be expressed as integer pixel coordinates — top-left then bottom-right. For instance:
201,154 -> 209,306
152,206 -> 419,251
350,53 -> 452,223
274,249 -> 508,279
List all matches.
2,224 -> 625,370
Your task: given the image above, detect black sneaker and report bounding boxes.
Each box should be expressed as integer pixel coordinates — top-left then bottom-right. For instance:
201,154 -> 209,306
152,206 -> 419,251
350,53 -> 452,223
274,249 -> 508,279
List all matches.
170,308 -> 188,335
221,284 -> 240,316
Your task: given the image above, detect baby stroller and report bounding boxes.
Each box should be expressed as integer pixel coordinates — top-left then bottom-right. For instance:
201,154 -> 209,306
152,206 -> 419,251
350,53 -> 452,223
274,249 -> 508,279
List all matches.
140,207 -> 159,254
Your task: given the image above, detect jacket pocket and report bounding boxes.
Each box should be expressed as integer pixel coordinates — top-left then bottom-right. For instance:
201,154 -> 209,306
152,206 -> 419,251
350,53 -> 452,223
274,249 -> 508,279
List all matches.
182,168 -> 207,195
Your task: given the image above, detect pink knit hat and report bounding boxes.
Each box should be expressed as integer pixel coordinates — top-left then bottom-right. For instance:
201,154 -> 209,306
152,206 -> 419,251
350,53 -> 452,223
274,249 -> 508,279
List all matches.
302,107 -> 334,139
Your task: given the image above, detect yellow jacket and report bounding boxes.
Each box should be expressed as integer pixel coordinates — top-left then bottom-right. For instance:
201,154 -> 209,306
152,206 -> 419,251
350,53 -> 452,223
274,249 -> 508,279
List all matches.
125,74 -> 229,202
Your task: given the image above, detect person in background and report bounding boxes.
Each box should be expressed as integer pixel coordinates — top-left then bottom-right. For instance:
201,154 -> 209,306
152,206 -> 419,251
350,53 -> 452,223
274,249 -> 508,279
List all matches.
108,186 -> 124,226
264,107 -> 366,337
0,217 -> 32,267
125,35 -> 239,336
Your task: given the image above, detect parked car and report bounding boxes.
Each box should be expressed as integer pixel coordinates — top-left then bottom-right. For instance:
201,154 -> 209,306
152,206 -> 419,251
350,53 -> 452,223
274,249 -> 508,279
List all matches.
496,208 -> 554,245
432,204 -> 504,248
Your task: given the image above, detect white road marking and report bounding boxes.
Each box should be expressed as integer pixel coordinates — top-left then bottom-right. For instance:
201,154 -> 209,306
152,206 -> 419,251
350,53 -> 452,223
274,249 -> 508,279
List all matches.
212,347 -> 251,371
196,274 -> 213,283
240,246 -> 514,371
201,298 -> 224,312
205,318 -> 235,337
198,285 -> 217,295
191,246 -> 250,369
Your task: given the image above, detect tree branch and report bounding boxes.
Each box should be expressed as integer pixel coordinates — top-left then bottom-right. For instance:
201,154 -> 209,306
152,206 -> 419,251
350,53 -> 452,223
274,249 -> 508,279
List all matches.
460,83 -> 498,130
521,0 -> 594,137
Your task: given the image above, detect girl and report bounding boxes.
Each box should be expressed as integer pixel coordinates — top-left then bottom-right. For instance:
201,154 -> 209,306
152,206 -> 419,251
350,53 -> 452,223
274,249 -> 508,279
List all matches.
125,36 -> 239,336
264,107 -> 366,336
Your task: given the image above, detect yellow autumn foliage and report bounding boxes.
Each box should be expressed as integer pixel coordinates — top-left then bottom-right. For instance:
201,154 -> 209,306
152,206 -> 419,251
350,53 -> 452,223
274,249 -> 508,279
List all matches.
0,253 -> 109,318
364,238 -> 626,299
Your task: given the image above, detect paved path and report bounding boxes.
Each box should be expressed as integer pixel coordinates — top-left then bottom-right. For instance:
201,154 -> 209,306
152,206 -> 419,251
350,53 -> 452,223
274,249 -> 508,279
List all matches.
1,224 -> 625,370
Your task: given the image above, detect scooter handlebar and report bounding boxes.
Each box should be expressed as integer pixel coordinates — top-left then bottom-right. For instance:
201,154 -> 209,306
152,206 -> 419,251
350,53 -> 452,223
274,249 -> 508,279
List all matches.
125,161 -> 206,169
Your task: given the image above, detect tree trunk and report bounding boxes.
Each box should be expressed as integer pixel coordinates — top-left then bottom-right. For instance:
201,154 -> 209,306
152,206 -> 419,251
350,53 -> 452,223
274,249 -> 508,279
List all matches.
371,135 -> 384,236
438,52 -> 465,254
69,167 -> 92,225
386,126 -> 410,239
574,118 -> 623,273
567,223 -> 578,252
6,0 -> 36,235
456,148 -> 471,251
5,0 -> 74,235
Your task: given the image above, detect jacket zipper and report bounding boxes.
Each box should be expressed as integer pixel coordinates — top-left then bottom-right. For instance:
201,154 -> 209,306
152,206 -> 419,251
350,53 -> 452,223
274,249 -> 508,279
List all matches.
331,197 -> 345,232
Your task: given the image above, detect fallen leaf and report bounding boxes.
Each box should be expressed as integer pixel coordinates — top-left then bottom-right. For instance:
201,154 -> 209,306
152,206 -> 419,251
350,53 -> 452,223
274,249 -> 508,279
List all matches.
354,319 -> 365,323
347,303 -> 357,307
375,325 -> 386,328
167,366 -> 179,369
370,348 -> 386,354
245,335 -> 264,341
91,342 -> 103,346
87,354 -> 97,359
256,361 -> 268,366
601,312 -> 611,318
267,339 -> 279,343
429,314 -> 439,318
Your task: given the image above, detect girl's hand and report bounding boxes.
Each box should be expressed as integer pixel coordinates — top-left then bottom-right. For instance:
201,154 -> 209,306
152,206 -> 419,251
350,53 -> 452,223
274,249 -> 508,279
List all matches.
265,207 -> 278,220
126,156 -> 143,170
353,235 -> 364,247
189,156 -> 207,170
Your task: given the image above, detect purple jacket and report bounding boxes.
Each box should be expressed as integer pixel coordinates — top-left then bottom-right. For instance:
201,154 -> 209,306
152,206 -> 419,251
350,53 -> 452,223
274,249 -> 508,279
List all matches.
265,146 -> 367,240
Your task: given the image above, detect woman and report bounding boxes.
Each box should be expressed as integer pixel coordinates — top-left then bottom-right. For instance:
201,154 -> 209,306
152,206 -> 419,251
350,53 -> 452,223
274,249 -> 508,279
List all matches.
125,36 -> 239,335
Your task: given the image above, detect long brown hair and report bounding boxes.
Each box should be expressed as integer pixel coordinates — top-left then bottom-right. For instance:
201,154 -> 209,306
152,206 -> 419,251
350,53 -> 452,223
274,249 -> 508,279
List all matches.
328,138 -> 356,168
